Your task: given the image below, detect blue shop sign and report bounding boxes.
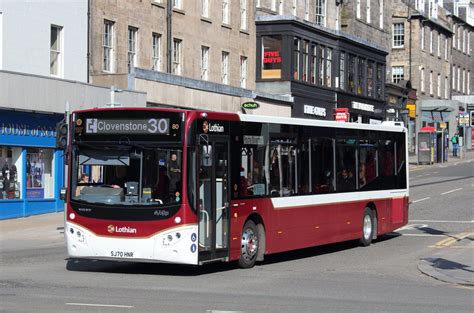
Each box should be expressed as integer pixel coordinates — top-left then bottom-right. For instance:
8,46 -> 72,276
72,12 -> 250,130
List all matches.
0,110 -> 64,147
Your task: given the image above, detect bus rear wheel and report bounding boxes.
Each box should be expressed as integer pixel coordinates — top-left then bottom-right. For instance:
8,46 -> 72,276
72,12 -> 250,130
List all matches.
359,208 -> 375,246
238,220 -> 259,268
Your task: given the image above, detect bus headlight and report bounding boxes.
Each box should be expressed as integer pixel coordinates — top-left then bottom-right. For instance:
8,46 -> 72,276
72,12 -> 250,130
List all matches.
68,225 -> 87,245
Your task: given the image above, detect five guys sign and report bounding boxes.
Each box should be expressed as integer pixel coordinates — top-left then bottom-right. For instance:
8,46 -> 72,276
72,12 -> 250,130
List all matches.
263,51 -> 282,63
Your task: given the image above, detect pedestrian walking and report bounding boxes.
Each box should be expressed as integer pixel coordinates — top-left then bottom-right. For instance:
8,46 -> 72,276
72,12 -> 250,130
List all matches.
451,132 -> 460,157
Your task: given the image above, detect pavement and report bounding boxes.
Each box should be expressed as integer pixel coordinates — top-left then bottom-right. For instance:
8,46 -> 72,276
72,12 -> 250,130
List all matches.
409,149 -> 474,286
1,152 -> 473,286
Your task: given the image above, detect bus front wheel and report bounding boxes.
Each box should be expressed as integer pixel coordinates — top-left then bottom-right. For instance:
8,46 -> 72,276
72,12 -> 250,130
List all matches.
359,208 -> 375,246
238,220 -> 259,268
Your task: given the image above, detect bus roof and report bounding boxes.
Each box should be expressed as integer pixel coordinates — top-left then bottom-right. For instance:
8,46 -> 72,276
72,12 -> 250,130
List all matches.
239,114 -> 405,133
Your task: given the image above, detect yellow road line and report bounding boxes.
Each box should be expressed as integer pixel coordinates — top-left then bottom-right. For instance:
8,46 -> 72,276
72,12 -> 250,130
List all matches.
429,232 -> 473,248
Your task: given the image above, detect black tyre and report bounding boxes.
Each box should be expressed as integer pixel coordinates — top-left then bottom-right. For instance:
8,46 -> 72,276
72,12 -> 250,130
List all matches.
238,220 -> 259,269
359,208 -> 374,246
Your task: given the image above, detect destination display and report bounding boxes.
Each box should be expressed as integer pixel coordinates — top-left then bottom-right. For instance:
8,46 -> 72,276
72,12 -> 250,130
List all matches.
85,118 -> 170,135
73,110 -> 183,142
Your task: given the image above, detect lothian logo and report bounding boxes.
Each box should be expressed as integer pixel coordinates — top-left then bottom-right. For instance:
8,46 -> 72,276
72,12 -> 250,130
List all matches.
107,224 -> 137,234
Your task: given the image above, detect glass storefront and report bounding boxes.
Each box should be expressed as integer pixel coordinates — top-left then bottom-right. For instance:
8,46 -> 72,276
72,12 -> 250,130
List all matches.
0,110 -> 64,219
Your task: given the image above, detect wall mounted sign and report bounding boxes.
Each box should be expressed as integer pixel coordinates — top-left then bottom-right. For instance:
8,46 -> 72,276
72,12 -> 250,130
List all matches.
303,105 -> 326,117
351,101 -> 375,112
241,102 -> 260,110
334,108 -> 349,122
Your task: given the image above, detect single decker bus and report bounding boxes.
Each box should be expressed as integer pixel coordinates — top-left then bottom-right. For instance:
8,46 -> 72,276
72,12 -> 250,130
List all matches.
65,107 -> 408,268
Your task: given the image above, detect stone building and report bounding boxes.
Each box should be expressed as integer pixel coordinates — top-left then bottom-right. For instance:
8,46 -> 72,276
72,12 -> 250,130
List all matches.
255,0 -> 392,123
389,0 -> 459,153
89,0 -> 291,115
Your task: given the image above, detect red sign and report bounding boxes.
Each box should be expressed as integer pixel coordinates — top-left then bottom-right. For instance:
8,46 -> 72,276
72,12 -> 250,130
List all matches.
334,108 -> 349,122
263,51 -> 282,63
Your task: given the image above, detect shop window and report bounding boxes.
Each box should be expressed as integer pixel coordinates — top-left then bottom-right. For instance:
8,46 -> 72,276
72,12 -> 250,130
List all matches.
348,54 -> 355,93
26,148 -> 54,199
339,52 -> 345,90
293,37 -> 301,80
0,146 -> 22,200
261,35 -> 282,79
318,45 -> 324,85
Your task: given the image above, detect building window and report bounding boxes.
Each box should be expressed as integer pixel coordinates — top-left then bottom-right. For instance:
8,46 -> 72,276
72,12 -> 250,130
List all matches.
463,29 -> 466,54
366,0 -> 371,24
311,44 -> 317,84
293,38 -> 300,80
103,20 -> 114,72
428,0 -> 437,19
50,25 -> 62,77
367,61 -> 374,97
201,0 -> 209,18
393,23 -> 404,48
416,0 -> 425,12
201,46 -> 209,80
128,26 -> 138,73
348,54 -> 355,93
292,0 -> 297,16
302,41 -> 309,82
222,0 -> 230,24
318,45 -> 324,85
315,0 -> 326,26
278,0 -> 284,15
453,25 -> 456,49
379,0 -> 384,29
429,71 -> 433,95
429,29 -> 433,54
376,64 -> 383,99
457,26 -> 461,50
173,38 -> 182,75
444,76 -> 448,99
357,57 -> 365,95
437,73 -> 440,97
173,0 -> 182,9
152,33 -> 161,71
261,35 -> 282,79
420,68 -> 425,93
445,37 -> 448,60
240,0 -> 247,30
462,69 -> 466,93
452,65 -> 456,91
325,47 -> 332,87
468,32 -> 470,55
437,33 -> 440,57
240,56 -> 247,88
339,52 -> 345,90
356,0 -> 361,19
304,0 -> 309,20
457,66 -> 460,91
221,51 -> 229,84
392,66 -> 404,83
468,71 -> 471,94
421,26 -> 425,50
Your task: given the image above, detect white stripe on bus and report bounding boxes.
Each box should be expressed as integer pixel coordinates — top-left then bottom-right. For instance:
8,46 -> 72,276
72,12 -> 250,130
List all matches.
271,189 -> 407,209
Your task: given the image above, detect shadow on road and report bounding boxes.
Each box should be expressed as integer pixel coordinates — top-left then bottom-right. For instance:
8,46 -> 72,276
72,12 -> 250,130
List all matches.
421,257 -> 474,274
66,235 -> 402,275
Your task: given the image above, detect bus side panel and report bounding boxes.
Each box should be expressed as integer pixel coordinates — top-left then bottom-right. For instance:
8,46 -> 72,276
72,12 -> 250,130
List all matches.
389,196 -> 409,230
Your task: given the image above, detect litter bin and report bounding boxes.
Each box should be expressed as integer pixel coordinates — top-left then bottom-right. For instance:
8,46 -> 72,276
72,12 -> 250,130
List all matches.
418,131 -> 435,164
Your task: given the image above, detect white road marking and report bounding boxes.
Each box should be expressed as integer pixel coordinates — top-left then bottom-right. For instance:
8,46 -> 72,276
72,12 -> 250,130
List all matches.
66,303 -> 133,308
400,234 -> 446,237
410,219 -> 474,223
441,188 -> 463,195
412,197 -> 430,203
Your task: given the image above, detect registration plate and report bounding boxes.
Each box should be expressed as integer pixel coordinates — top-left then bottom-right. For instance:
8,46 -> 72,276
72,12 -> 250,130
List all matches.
109,250 -> 135,258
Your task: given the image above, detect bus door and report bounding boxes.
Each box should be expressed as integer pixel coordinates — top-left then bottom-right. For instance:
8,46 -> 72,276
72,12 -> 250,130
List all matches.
197,135 -> 230,263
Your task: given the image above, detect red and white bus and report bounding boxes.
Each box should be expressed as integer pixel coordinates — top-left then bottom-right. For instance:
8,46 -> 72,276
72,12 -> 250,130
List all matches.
65,107 -> 408,268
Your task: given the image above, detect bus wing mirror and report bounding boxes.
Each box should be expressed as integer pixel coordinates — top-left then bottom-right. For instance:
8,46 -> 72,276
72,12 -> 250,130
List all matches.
202,145 -> 212,166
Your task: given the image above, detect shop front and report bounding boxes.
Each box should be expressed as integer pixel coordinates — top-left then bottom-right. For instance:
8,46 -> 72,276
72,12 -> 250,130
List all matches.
337,93 -> 385,124
0,110 -> 64,219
